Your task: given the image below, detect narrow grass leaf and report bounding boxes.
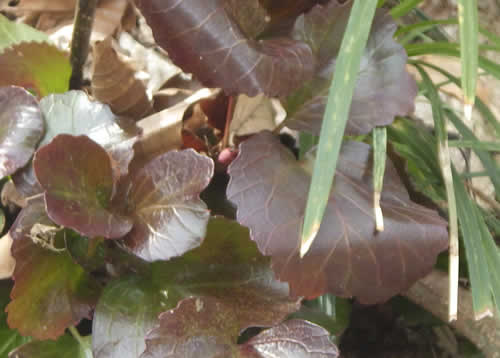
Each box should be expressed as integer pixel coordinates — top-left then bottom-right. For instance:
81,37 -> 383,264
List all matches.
445,108 -> 500,199
372,127 -> 387,232
448,140 -> 500,151
457,0 -> 478,120
415,64 -> 459,321
300,0 -> 378,257
390,0 -> 424,19
453,167 -> 495,319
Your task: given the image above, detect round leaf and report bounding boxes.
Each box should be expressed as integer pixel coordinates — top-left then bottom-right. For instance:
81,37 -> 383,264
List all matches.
227,131 -> 448,303
33,134 -> 133,238
121,149 -> 213,262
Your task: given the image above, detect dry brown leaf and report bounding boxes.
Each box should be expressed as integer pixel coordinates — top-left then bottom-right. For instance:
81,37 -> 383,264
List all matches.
0,233 -> 15,279
136,88 -> 215,162
229,94 -> 286,144
91,36 -> 152,120
0,0 -> 76,12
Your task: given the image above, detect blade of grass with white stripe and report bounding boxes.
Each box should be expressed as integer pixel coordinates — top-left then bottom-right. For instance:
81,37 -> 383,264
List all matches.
373,127 -> 387,232
453,167 -> 496,319
390,0 -> 424,19
415,64 -> 459,321
458,0 -> 478,121
300,0 -> 378,258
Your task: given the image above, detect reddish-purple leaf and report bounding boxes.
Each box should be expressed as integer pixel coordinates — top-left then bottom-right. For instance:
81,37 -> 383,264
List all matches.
7,200 -> 100,340
93,218 -> 299,358
33,134 -> 133,238
0,42 -> 71,98
227,131 -> 448,303
284,3 -> 417,135
135,0 -> 314,97
120,149 -> 213,262
141,297 -> 338,358
241,319 -> 339,358
12,91 -> 141,198
0,86 -> 44,178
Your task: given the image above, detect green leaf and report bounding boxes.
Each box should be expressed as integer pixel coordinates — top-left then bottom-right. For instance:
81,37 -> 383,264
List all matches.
390,0 -> 424,19
93,218 -> 299,358
415,64 -> 458,319
301,0 -> 379,256
0,281 -> 31,357
0,42 -> 71,97
8,334 -> 92,358
453,168 -> 496,318
6,200 -> 101,340
0,14 -> 48,52
457,0 -> 478,115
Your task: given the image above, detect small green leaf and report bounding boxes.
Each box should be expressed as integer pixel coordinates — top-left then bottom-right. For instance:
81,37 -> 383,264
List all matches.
0,14 -> 48,52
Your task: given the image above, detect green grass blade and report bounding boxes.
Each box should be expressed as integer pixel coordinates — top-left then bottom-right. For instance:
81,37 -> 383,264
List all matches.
390,0 -> 424,19
299,132 -> 319,160
445,108 -> 500,198
448,140 -> 500,151
411,59 -> 500,137
415,64 -> 459,320
457,0 -> 479,120
300,0 -> 378,257
373,127 -> 387,232
453,167 -> 496,318
406,42 -> 500,79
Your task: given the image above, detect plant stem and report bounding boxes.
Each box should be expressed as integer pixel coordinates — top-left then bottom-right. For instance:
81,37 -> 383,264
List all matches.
69,0 -> 98,90
69,326 -> 88,349
403,270 -> 500,358
221,96 -> 236,149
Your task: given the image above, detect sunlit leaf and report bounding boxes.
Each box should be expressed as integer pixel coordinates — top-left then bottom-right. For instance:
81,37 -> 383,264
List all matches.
13,90 -> 140,198
33,134 -> 133,239
0,42 -> 71,97
0,14 -> 48,51
227,131 -> 448,303
135,0 -> 314,96
285,3 -> 417,135
141,297 -> 339,358
93,218 -> 299,358
120,149 -> 213,262
0,86 -> 44,178
7,200 -> 100,340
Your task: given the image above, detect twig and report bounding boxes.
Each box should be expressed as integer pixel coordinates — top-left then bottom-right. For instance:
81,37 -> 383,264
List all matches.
403,270 -> 500,358
69,0 -> 98,90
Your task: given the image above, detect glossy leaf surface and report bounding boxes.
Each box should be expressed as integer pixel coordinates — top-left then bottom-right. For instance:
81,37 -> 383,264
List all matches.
93,218 -> 299,358
227,131 -> 448,303
7,201 -> 100,339
135,0 -> 314,96
285,3 -> 417,135
0,86 -> 44,178
141,297 -> 338,358
120,149 -> 213,261
13,90 -> 140,198
33,134 -> 133,238
0,42 -> 71,97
